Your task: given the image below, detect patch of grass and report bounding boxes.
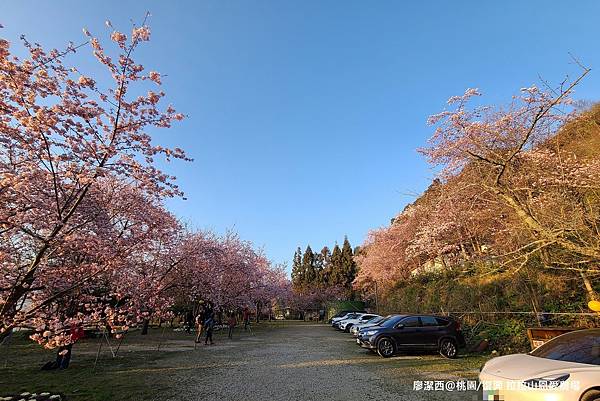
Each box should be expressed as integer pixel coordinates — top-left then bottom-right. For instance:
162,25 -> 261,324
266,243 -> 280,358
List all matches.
0,329 -> 188,401
393,353 -> 491,378
0,323 -> 291,401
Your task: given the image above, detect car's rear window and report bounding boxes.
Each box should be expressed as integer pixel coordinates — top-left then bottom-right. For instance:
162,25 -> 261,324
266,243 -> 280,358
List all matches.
530,330 -> 600,365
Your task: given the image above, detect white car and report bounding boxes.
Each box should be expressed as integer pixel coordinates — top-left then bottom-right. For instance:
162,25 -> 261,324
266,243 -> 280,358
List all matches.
350,315 -> 387,336
339,314 -> 380,333
335,312 -> 367,330
479,329 -> 600,401
331,312 -> 361,327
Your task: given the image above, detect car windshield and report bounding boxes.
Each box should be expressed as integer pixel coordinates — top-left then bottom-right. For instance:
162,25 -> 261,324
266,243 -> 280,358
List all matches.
359,316 -> 389,330
530,330 -> 600,365
379,315 -> 404,328
371,315 -> 394,326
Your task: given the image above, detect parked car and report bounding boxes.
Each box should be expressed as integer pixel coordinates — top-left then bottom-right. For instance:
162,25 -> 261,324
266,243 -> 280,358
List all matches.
339,314 -> 381,333
331,312 -> 362,329
336,313 -> 367,331
350,315 -> 387,337
479,329 -> 600,401
331,312 -> 355,325
356,314 -> 465,358
328,309 -> 366,324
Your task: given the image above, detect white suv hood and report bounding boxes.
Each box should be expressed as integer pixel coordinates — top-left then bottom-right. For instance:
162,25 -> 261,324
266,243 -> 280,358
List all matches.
483,354 -> 593,380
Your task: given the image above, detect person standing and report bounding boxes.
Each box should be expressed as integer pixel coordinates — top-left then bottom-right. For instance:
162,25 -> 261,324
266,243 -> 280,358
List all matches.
204,312 -> 215,345
185,310 -> 194,334
242,307 -> 250,331
227,313 -> 237,339
56,324 -> 85,369
195,309 -> 205,343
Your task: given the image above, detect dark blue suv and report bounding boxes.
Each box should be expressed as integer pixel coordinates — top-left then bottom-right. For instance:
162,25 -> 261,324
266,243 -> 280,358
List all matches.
356,314 -> 465,358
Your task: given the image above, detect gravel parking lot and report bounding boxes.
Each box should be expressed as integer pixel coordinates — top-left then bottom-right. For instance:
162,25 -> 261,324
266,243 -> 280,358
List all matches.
158,322 -> 486,401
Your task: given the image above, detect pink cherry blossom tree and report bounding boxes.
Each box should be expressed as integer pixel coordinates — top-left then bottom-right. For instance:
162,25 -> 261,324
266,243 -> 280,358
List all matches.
421,67 -> 600,276
0,17 -> 188,345
355,64 -> 600,302
168,231 -> 290,320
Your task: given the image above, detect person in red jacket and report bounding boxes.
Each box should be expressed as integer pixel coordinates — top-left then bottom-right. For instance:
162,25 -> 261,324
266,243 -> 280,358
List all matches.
56,324 -> 85,369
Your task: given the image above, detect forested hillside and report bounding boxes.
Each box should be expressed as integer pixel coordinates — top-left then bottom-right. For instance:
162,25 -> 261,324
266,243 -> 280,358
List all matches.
354,77 -> 600,350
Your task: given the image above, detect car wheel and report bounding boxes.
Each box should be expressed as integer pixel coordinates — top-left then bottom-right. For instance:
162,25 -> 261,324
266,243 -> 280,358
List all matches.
345,324 -> 353,333
377,337 -> 395,358
581,390 -> 600,401
439,338 -> 458,359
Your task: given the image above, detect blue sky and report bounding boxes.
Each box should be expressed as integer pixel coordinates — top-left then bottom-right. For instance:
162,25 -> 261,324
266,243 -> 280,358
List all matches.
3,1 -> 600,270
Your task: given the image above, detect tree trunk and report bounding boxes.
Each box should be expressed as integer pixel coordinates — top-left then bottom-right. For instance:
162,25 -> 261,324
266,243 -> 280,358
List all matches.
141,319 -> 150,335
0,327 -> 13,346
581,271 -> 597,300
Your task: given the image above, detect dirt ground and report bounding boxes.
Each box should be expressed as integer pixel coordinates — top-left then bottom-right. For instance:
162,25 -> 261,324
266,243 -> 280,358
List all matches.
1,322 -> 489,401
154,322 -> 486,401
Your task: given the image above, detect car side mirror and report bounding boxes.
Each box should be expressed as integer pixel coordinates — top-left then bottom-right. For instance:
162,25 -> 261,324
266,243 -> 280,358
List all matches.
396,324 -> 405,329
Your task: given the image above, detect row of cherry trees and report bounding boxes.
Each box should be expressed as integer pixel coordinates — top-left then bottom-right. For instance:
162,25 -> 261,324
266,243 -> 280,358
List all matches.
355,65 -> 600,303
0,19 -> 289,349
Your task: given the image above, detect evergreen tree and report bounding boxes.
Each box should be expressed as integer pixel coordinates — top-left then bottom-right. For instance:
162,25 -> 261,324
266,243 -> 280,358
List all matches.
302,245 -> 316,286
318,246 -> 332,286
291,247 -> 304,289
329,244 -> 343,287
291,240 -> 357,298
341,237 -> 357,298
314,251 -> 324,286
